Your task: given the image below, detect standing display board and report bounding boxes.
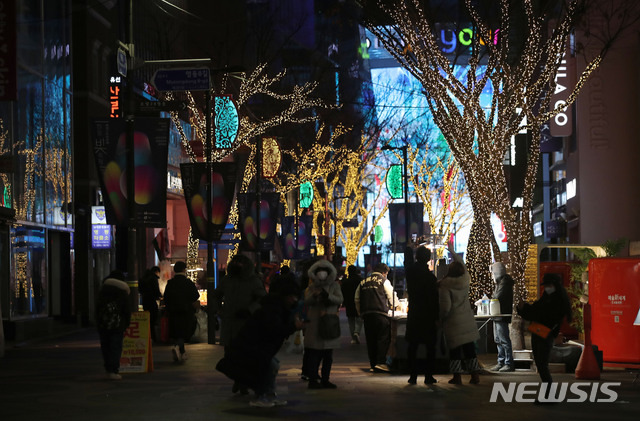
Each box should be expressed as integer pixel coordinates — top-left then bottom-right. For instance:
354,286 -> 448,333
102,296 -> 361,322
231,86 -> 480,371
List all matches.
119,311 -> 153,373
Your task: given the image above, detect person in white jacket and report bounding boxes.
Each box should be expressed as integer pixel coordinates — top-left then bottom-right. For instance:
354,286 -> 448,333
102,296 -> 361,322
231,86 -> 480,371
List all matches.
439,245 -> 481,384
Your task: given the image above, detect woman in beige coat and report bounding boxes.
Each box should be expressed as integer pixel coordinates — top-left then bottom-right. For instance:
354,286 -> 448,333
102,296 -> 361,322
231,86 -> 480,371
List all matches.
439,245 -> 481,384
304,260 -> 343,389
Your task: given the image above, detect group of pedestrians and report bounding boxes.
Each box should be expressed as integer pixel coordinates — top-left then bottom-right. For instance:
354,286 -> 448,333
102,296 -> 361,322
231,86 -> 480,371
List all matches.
96,260 -> 201,379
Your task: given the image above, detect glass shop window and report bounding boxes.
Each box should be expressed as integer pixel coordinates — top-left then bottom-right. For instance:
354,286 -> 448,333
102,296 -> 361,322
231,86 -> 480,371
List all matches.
10,226 -> 47,319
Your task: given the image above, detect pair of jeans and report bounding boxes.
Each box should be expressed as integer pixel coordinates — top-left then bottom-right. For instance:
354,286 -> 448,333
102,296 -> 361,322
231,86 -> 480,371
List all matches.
348,316 -> 363,337
255,357 -> 279,396
362,313 -> 391,368
306,348 -> 334,382
99,329 -> 125,374
493,320 -> 513,366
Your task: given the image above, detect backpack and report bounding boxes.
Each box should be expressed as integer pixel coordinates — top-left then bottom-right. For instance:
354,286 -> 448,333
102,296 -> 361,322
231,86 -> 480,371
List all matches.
100,301 -> 122,330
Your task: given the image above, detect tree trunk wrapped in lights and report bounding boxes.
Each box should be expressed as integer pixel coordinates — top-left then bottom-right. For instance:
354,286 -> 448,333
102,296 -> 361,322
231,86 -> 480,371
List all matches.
360,0 -> 628,305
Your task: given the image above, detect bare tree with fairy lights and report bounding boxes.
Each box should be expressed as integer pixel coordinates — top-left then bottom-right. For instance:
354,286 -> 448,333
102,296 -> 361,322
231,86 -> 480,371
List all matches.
359,0 -> 640,317
167,64 -> 333,268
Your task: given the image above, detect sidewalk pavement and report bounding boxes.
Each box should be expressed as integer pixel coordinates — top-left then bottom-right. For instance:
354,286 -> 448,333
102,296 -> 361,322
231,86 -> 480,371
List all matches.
0,313 -> 638,421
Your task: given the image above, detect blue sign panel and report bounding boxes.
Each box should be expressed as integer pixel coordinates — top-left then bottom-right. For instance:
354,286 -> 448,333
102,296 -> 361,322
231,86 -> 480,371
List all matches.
151,68 -> 211,92
92,224 -> 112,249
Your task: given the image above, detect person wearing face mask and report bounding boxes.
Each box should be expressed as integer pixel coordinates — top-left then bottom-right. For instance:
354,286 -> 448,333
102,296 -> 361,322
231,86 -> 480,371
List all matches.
304,260 -> 343,389
517,273 -> 572,389
489,262 -> 515,372
355,262 -> 398,373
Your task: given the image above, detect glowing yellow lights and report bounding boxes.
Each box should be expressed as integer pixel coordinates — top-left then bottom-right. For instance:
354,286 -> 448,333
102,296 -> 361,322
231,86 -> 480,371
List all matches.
262,137 -> 281,179
166,64 -> 333,268
365,0 -> 605,303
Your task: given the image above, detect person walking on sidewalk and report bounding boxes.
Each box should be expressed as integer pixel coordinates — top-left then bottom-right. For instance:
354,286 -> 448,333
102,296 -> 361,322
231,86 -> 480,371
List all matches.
304,260 -> 343,389
405,246 -> 439,384
517,273 -> 572,388
163,261 -> 200,362
213,254 -> 266,394
355,263 -> 396,373
439,244 -> 481,384
341,265 -> 363,344
96,270 -> 131,380
489,261 -> 515,372
138,266 -> 161,342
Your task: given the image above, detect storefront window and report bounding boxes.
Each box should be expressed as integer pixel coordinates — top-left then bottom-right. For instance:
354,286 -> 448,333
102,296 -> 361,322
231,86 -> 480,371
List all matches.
10,226 -> 47,318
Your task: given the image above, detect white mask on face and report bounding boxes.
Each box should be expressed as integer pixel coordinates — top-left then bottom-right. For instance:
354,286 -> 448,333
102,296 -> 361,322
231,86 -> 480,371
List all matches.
317,271 -> 328,281
544,286 -> 556,295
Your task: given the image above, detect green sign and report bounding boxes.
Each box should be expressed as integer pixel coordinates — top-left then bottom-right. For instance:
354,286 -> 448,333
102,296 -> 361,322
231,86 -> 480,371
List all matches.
386,164 -> 403,199
374,225 -> 383,243
299,181 -> 314,208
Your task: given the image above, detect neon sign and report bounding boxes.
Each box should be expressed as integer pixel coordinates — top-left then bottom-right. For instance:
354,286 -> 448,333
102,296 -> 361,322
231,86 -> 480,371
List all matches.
109,76 -> 122,118
437,25 -> 500,54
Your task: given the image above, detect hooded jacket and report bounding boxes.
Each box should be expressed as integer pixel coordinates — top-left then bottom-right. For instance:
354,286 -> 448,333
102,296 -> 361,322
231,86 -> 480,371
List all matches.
96,277 -> 131,332
490,262 -> 514,323
439,262 -> 480,349
304,260 -> 343,349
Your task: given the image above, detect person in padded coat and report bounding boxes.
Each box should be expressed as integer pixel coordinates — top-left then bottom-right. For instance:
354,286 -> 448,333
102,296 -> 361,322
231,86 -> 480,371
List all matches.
304,260 -> 343,389
439,244 -> 481,385
405,246 -> 439,385
213,253 -> 266,394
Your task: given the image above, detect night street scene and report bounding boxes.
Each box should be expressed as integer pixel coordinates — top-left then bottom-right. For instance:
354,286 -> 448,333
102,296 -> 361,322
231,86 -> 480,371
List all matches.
1,1 -> 639,420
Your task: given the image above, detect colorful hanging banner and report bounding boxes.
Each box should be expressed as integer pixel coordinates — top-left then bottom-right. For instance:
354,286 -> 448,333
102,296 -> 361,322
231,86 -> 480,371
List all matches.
119,311 -> 153,373
180,162 -> 237,241
386,164 -> 404,199
296,214 -> 313,259
281,216 -> 297,259
214,95 -> 239,149
389,202 -> 424,252
238,193 -> 280,251
92,118 -> 170,227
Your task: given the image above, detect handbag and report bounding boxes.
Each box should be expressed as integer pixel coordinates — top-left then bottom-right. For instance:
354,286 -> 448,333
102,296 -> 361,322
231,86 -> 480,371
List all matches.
318,311 -> 341,340
527,321 -> 552,339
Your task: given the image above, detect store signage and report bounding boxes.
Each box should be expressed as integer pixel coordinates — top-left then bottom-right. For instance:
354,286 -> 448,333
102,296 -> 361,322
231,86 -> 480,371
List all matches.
490,382 -> 620,403
120,311 -> 153,373
109,76 -> 123,118
550,44 -> 576,136
151,68 -> 210,92
437,25 -> 500,54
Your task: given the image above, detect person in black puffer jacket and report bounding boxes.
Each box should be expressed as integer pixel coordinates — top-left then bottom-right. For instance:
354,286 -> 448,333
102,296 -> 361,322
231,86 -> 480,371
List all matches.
518,273 -> 572,387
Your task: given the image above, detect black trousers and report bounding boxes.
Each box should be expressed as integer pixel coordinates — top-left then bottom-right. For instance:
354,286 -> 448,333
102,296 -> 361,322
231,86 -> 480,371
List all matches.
532,333 -> 555,384
407,328 -> 437,378
362,313 -> 391,368
306,348 -> 334,382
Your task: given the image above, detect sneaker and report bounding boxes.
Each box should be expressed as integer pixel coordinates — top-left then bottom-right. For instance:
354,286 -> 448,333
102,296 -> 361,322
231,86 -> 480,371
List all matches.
408,376 -> 417,385
499,365 -> 515,372
300,374 -> 310,381
171,346 -> 181,362
249,397 -> 275,408
321,380 -> 338,389
267,393 -> 287,406
489,363 -> 504,372
374,364 -> 391,372
180,352 -> 188,361
106,372 -> 122,380
353,333 -> 360,344
350,338 -> 357,344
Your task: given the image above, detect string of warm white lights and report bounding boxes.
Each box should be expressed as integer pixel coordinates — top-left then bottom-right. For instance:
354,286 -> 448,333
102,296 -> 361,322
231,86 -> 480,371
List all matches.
365,0 -> 605,304
166,64 -> 332,267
